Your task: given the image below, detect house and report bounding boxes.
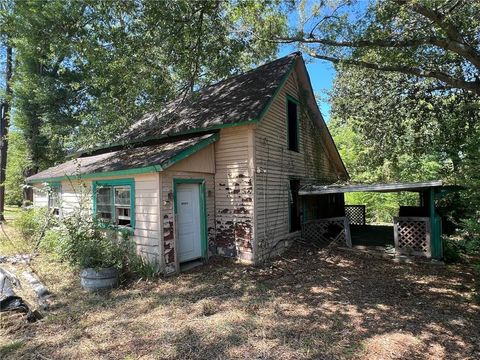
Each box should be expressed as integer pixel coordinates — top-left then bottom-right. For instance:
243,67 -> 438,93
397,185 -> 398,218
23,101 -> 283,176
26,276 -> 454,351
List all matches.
26,52 -> 349,274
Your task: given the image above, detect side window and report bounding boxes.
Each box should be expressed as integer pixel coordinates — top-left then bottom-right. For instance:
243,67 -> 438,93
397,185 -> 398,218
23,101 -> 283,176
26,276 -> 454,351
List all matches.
93,180 -> 134,228
287,96 -> 299,152
48,184 -> 61,216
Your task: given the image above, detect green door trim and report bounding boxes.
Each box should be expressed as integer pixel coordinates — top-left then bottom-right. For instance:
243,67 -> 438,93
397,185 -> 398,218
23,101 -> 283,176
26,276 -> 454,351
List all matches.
173,178 -> 208,260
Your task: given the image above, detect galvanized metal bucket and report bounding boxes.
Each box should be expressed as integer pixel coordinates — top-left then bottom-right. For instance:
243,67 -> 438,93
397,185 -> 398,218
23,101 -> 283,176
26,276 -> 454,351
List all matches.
80,268 -> 118,291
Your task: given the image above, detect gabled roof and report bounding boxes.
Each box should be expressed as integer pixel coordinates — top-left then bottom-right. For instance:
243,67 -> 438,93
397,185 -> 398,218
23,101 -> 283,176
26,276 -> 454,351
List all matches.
26,133 -> 218,183
29,52 -> 349,182
119,52 -> 300,143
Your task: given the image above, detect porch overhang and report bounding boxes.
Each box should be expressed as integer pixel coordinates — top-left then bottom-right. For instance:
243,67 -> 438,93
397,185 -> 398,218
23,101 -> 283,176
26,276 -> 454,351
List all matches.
299,180 -> 445,196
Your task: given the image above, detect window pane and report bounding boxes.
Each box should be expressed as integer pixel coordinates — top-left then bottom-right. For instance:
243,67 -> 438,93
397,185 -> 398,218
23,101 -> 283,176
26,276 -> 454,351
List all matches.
96,187 -> 112,221
116,206 -> 131,227
115,187 -> 131,206
97,187 -> 112,205
48,186 -> 61,215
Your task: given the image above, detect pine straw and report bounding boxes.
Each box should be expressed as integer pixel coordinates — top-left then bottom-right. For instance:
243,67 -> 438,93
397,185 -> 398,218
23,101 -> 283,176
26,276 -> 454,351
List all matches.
1,243 -> 480,360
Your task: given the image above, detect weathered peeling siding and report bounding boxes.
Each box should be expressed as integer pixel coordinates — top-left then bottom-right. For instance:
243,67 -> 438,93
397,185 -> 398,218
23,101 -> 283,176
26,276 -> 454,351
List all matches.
160,170 -> 215,274
214,126 -> 255,262
254,64 -> 340,262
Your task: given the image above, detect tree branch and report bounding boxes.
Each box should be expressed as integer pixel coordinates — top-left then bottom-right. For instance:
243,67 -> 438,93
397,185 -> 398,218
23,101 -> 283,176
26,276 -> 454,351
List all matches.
275,35 -> 480,70
394,0 -> 480,69
308,52 -> 480,95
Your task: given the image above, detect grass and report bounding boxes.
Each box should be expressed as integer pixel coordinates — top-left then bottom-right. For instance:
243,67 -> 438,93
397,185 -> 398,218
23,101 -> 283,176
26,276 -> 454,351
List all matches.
3,205 -> 21,221
0,211 -> 33,256
1,240 -> 479,360
0,340 -> 25,358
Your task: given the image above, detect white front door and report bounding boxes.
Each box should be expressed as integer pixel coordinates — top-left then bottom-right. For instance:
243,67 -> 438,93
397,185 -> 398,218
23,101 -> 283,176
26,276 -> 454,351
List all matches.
177,183 -> 202,262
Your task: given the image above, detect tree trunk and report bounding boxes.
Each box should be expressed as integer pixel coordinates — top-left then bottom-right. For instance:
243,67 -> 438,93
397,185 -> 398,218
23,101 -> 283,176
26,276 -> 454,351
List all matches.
0,44 -> 12,221
22,168 -> 35,207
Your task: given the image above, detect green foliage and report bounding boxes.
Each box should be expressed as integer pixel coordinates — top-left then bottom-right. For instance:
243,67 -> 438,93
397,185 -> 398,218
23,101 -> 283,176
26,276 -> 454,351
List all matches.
460,217 -> 480,255
443,237 -> 464,263
330,64 -> 480,231
5,132 -> 30,206
4,0 -> 285,182
13,207 -> 50,241
286,1 -> 480,94
58,212 -> 128,270
24,201 -> 160,279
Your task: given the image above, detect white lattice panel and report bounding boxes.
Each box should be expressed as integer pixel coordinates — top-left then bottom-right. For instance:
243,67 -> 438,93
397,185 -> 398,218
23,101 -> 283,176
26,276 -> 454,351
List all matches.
302,217 -> 352,247
394,217 -> 431,257
345,205 -> 366,225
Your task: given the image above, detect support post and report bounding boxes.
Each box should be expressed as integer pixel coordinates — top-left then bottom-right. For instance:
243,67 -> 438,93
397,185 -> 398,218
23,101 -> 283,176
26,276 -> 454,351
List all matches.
429,188 -> 442,259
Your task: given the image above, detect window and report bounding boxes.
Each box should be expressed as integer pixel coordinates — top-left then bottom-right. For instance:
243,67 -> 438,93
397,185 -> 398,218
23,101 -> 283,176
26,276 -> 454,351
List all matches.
93,180 -> 134,228
287,96 -> 299,152
48,184 -> 61,216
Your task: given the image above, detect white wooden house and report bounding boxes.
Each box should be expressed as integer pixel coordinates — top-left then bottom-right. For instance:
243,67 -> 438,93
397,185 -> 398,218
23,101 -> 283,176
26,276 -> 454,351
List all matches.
27,52 -> 349,274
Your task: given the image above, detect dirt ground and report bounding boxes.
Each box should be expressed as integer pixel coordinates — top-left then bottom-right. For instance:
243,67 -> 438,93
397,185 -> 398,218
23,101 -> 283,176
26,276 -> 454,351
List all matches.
1,242 -> 479,360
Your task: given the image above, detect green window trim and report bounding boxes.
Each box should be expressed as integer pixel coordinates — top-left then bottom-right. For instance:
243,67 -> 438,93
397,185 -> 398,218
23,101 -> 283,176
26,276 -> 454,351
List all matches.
92,178 -> 135,230
286,93 -> 300,152
173,178 -> 208,259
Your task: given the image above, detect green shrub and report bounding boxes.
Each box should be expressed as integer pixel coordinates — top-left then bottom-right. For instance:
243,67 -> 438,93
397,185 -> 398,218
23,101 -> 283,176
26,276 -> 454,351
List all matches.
39,228 -> 63,254
443,237 -> 464,263
58,213 -> 125,270
13,203 -> 159,279
13,208 -> 51,241
461,216 -> 480,255
57,210 -> 159,279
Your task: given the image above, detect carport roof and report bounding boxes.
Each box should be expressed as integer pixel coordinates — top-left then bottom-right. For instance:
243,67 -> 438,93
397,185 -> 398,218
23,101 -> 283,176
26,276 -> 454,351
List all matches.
299,180 -> 446,195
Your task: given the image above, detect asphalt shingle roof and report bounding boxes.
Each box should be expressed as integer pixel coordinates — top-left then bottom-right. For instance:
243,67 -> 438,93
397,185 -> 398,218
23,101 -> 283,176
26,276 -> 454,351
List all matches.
27,133 -> 217,182
26,52 -> 306,182
122,52 -> 300,141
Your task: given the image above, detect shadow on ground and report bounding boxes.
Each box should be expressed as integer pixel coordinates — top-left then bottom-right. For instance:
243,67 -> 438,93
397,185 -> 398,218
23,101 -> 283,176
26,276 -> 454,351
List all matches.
1,242 -> 479,359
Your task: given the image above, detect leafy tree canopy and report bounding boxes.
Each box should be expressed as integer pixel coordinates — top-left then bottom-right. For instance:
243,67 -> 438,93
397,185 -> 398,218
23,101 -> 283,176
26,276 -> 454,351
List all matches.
2,0 -> 286,173
278,0 -> 480,95
330,64 -> 480,224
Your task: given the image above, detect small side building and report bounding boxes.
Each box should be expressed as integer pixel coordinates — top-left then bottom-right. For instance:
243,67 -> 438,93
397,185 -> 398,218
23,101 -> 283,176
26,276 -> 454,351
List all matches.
27,52 -> 349,274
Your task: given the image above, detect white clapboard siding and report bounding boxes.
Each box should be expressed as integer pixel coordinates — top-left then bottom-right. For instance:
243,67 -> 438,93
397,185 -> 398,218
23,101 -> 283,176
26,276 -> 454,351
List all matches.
32,185 -> 48,207
254,62 -> 340,262
31,173 -> 162,265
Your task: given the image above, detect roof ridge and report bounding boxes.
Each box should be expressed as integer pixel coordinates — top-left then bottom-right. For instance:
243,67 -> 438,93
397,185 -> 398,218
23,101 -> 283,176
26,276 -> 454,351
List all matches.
197,51 -> 301,93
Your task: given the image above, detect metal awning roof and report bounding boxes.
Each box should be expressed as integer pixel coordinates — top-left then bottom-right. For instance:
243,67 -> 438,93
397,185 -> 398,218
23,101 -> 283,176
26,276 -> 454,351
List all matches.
299,180 -> 444,195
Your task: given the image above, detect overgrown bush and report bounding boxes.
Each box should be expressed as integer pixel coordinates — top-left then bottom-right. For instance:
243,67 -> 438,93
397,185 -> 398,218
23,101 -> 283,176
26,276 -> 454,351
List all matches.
58,218 -> 119,269
13,199 -> 159,279
460,216 -> 480,255
13,207 -> 53,241
443,236 -> 465,263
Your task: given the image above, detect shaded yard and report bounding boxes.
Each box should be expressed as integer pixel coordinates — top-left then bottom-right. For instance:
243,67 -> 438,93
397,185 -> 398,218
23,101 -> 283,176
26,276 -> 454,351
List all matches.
1,242 -> 479,359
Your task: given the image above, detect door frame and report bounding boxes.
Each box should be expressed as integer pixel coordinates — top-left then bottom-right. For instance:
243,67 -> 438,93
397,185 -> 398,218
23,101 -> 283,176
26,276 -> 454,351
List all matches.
173,178 -> 208,261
